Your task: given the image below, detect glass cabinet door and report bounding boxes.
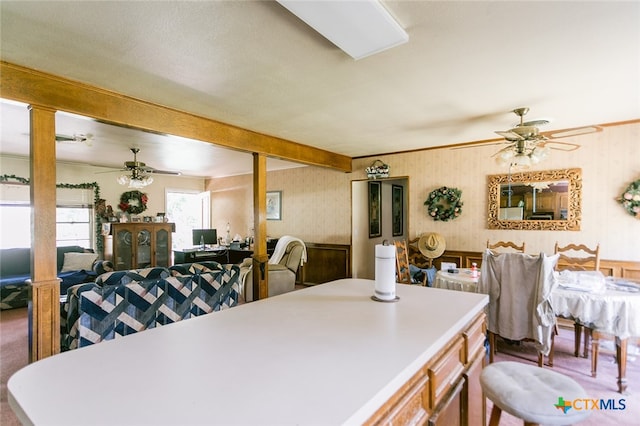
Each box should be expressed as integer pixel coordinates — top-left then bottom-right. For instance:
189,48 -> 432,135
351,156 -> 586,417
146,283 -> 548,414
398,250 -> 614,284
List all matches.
155,228 -> 169,267
136,228 -> 152,269
115,228 -> 133,270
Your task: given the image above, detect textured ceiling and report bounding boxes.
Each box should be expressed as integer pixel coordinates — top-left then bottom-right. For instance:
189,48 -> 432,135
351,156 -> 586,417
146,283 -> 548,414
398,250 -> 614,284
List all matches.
1,1 -> 638,177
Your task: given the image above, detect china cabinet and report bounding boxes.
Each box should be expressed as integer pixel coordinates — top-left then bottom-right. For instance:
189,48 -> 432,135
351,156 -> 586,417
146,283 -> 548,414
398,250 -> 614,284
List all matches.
104,223 -> 173,270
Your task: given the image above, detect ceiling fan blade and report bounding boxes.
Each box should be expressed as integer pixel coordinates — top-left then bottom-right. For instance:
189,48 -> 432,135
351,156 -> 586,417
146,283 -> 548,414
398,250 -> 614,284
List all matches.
538,140 -> 581,151
544,126 -> 602,139
55,133 -> 93,145
94,168 -> 126,174
495,131 -> 524,141
147,169 -> 182,176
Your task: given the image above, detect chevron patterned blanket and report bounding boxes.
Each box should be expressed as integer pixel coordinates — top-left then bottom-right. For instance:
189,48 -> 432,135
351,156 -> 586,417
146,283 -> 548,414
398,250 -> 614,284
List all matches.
61,263 -> 240,351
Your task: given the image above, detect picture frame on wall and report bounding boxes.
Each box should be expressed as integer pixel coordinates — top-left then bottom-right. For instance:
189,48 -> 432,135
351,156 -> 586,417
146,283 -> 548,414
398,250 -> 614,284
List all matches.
266,190 -> 282,220
368,181 -> 381,238
392,184 -> 403,236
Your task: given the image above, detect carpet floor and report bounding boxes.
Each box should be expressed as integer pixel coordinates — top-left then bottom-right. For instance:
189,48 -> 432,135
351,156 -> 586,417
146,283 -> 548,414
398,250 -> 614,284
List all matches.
1,307 -> 638,425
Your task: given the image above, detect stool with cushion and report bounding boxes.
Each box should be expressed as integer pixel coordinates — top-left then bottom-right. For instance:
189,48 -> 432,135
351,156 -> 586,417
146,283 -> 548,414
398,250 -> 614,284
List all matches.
481,361 -> 590,426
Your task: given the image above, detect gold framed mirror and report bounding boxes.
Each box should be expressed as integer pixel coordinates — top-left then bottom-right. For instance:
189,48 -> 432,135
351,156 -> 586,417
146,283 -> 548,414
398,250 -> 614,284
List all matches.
487,168 -> 582,230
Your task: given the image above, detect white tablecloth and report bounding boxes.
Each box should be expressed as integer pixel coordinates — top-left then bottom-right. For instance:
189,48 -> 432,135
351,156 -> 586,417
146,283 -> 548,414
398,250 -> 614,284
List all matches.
434,269 -> 480,293
434,271 -> 640,340
551,285 -> 640,339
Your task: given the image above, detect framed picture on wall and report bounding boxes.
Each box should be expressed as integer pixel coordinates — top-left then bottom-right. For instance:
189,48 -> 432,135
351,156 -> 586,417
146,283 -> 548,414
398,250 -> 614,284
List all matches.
368,181 -> 381,238
266,190 -> 282,220
392,184 -> 403,236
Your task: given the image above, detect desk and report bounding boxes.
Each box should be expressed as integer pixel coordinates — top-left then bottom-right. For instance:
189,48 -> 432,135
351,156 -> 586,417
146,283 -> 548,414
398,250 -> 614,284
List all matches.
9,279 -> 488,425
434,268 -> 480,292
551,281 -> 640,393
174,248 -> 253,265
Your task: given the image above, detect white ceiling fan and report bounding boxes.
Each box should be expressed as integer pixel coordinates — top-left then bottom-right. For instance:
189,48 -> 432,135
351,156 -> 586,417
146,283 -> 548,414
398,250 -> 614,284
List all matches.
98,148 -> 181,189
492,107 -> 602,167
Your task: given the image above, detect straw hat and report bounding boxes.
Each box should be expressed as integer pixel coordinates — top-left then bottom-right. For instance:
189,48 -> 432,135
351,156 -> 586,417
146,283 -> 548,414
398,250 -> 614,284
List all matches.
418,233 -> 446,259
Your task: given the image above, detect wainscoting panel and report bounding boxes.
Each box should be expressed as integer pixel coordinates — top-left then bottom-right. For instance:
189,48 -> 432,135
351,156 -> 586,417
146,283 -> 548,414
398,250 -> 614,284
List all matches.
299,243 -> 351,285
407,243 -> 640,279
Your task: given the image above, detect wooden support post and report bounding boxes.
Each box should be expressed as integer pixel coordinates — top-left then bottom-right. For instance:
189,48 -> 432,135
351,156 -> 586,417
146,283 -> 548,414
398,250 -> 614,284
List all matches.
28,104 -> 60,362
252,153 -> 269,301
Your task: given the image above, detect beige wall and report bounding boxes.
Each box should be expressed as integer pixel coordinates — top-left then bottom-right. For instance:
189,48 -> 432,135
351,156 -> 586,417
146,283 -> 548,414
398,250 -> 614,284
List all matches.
209,122 -> 639,264
6,122 -> 635,265
207,165 -> 353,244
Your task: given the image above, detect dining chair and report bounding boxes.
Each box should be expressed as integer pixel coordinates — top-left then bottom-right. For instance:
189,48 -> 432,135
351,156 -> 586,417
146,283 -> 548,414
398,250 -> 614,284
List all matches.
394,240 -> 428,285
554,242 -> 600,272
554,242 -> 601,358
486,240 -> 526,253
394,240 -> 412,284
479,249 -> 559,367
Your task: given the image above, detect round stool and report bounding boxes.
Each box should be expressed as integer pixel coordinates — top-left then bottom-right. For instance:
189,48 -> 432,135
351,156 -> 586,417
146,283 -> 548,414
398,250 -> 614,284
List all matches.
481,362 -> 590,426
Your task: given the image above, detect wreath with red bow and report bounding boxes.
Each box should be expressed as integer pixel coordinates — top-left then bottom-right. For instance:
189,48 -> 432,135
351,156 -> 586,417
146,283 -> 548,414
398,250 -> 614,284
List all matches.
118,191 -> 148,215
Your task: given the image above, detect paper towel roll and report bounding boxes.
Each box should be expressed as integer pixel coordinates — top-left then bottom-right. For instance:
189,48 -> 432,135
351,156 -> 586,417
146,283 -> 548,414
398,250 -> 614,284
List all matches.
375,244 -> 397,300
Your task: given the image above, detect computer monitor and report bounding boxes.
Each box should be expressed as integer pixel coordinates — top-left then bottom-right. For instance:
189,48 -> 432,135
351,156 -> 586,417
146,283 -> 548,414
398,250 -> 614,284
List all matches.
192,229 -> 217,248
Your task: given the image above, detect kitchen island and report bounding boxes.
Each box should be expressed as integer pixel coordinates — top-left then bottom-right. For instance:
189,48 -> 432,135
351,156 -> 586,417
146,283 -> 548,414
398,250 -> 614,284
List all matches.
9,279 -> 488,425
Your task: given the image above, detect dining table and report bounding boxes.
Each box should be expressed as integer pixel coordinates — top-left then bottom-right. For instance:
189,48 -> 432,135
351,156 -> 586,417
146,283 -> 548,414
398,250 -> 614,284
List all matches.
551,278 -> 640,393
434,268 -> 480,292
433,269 -> 639,393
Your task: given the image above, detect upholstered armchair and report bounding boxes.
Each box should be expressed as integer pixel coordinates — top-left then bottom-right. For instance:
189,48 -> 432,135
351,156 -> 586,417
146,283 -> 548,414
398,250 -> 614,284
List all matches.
240,237 -> 306,302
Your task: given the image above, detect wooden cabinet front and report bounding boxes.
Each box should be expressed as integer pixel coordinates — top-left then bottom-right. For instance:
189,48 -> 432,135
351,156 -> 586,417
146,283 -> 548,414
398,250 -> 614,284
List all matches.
105,223 -> 173,270
365,312 -> 486,426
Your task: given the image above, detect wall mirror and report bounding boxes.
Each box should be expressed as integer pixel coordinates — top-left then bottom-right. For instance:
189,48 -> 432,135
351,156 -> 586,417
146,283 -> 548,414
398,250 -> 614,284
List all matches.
487,168 -> 582,230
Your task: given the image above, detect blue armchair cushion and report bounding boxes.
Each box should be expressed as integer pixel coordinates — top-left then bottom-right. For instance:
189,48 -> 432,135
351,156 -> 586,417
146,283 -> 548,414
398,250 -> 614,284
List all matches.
1,245 -> 96,310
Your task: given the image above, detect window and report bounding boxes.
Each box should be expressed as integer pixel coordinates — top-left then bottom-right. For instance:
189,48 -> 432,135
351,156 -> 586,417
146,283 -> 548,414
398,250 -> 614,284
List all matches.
56,207 -> 92,247
166,190 -> 210,250
0,183 -> 94,249
0,204 -> 31,249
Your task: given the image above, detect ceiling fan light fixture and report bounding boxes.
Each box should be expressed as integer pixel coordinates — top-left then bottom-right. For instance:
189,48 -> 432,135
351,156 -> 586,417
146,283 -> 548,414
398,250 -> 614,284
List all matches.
117,174 -> 153,189
529,146 -> 550,164
512,153 -> 532,169
495,149 -> 515,167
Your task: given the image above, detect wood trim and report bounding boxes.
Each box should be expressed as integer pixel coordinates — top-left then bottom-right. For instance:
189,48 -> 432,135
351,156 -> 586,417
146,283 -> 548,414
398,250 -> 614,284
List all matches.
0,61 -> 352,172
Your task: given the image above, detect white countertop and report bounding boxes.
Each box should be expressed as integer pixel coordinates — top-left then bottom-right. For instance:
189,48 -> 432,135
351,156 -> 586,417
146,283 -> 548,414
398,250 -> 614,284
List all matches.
9,279 -> 488,426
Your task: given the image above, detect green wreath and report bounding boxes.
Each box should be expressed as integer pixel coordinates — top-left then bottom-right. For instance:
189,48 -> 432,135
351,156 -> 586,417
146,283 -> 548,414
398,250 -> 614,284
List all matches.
424,186 -> 463,221
118,190 -> 148,215
618,178 -> 640,219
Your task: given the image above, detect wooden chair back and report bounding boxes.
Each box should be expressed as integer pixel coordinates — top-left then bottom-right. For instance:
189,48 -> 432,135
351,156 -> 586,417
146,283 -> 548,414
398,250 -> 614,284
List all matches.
394,240 -> 412,284
554,242 -> 600,271
486,240 -> 526,253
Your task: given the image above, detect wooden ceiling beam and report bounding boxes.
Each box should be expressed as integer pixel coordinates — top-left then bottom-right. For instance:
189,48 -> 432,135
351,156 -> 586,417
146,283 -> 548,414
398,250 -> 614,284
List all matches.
0,61 -> 352,173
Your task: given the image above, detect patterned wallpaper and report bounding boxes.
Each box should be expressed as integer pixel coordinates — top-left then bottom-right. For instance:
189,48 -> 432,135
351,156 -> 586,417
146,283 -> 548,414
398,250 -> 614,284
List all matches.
209,122 -> 639,263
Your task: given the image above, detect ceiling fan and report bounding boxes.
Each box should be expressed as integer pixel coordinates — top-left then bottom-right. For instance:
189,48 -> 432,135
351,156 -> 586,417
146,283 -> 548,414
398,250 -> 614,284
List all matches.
492,107 -> 602,167
55,133 -> 93,146
101,148 -> 181,189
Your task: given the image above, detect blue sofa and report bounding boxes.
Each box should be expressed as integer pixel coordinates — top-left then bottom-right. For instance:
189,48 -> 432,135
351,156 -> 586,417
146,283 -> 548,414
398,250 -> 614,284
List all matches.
61,262 -> 240,351
0,246 -> 100,310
